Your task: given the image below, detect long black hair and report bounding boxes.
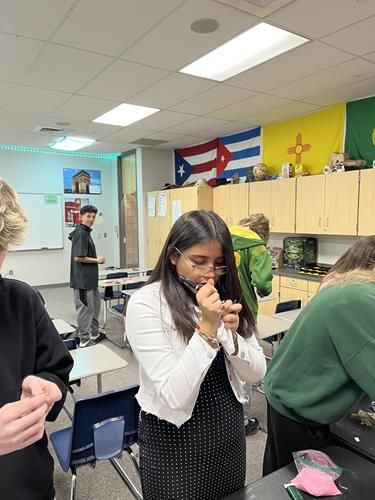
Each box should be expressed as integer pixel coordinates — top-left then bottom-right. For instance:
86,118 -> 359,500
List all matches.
149,210 -> 255,343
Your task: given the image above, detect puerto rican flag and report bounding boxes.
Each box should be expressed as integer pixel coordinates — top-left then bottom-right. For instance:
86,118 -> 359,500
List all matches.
217,127 -> 261,180
174,139 -> 218,185
174,127 -> 261,185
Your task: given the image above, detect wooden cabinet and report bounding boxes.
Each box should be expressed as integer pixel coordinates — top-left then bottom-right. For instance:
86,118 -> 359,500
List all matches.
258,275 -> 280,316
270,178 -> 296,233
296,172 -> 359,235
358,168 -> 375,235
212,183 -> 249,226
296,176 -> 325,234
279,276 -> 308,307
146,191 -> 170,268
170,185 -> 212,222
249,181 -> 271,219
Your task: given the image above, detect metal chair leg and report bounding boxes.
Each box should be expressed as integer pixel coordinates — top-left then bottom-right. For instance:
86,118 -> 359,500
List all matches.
70,470 -> 77,500
110,458 -> 143,499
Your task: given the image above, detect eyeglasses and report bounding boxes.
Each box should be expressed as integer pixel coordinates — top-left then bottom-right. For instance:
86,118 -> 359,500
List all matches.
174,247 -> 227,276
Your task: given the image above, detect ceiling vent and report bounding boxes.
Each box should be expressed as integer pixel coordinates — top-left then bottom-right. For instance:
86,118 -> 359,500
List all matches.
129,138 -> 169,147
244,0 -> 275,6
32,125 -> 66,136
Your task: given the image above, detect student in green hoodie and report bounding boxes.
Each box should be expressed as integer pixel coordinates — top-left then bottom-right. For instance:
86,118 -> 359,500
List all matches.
263,267 -> 375,476
230,213 -> 273,435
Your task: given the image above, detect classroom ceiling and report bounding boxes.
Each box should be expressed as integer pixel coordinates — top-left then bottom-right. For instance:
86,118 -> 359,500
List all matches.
0,0 -> 374,154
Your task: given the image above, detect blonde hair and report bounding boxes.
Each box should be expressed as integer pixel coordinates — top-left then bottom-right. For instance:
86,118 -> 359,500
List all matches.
239,213 -> 270,244
0,178 -> 28,250
331,268 -> 375,286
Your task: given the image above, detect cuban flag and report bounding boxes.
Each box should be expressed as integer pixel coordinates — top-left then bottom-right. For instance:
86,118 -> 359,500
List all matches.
217,127 -> 261,180
174,139 -> 217,186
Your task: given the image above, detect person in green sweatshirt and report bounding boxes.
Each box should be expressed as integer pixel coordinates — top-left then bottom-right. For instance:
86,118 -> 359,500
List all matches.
263,268 -> 375,475
230,213 -> 273,435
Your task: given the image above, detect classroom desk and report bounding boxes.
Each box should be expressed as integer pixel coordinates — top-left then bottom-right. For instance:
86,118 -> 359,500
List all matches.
69,344 -> 127,393
330,395 -> 375,463
99,267 -> 151,279
222,446 -> 375,499
52,318 -> 75,336
256,314 -> 293,340
98,276 -> 148,288
273,308 -> 302,323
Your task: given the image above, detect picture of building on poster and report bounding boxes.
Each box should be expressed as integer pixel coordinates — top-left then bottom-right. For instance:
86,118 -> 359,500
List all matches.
64,198 -> 89,227
63,168 -> 102,194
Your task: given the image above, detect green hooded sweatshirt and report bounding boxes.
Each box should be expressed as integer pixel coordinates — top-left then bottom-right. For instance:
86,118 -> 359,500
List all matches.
230,225 -> 273,320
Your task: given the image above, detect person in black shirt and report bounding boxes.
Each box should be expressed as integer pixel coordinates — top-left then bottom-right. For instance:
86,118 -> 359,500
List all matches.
0,178 -> 73,500
69,205 -> 106,347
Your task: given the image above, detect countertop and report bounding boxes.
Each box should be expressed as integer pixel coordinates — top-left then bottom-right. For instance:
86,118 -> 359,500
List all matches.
273,267 -> 323,282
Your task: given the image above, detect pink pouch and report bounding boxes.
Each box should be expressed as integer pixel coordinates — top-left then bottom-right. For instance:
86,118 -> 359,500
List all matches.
291,450 -> 343,497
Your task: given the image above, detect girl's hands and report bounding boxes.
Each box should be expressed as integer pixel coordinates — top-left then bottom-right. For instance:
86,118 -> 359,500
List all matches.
196,279 -> 222,336
21,376 -> 62,414
222,300 -> 242,333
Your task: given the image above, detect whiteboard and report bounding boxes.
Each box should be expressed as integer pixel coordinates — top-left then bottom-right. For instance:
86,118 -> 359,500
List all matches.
15,193 -> 64,251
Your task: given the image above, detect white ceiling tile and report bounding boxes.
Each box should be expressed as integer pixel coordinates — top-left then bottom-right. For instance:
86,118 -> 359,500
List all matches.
165,116 -> 229,135
0,109 -> 86,132
0,33 -> 44,83
148,131 -> 186,142
213,0 -> 294,18
83,141 -> 123,153
79,60 -> 169,101
22,44 -> 112,92
226,41 -> 353,92
364,52 -> 375,63
123,0 -> 258,71
54,95 -> 119,121
3,85 -> 71,114
53,0 -> 184,56
322,16 -> 375,56
102,128 -> 156,144
268,0 -> 375,38
0,0 -> 75,39
196,122 -> 253,139
269,58 -> 375,100
171,84 -> 256,114
128,110 -> 197,131
0,130 -> 55,147
0,82 -> 17,108
70,122 -> 123,140
208,94 -> 291,120
159,135 -> 208,149
302,77 -> 375,107
246,101 -> 321,125
128,73 -> 216,109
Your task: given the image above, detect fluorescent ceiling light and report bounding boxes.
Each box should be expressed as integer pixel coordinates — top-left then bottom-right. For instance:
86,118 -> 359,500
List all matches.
50,136 -> 96,151
180,22 -> 308,81
93,103 -> 160,127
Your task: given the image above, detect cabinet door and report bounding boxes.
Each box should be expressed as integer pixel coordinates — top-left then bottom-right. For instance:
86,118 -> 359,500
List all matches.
213,185 -> 230,224
230,183 -> 249,227
181,187 -> 198,214
324,171 -> 359,235
279,286 -> 308,307
296,176 -> 325,234
258,276 -> 280,316
146,192 -> 160,268
249,181 -> 271,219
157,191 -> 171,256
358,169 -> 375,235
271,178 -> 296,233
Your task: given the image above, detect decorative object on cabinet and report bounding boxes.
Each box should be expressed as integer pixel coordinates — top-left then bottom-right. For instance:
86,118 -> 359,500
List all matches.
329,152 -> 349,168
231,172 -> 240,184
283,237 -> 317,270
245,166 -> 255,182
268,247 -> 283,270
253,162 -> 268,181
281,162 -> 293,178
297,264 -> 331,277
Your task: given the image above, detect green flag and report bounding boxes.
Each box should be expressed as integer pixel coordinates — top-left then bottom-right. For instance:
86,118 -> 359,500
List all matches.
345,96 -> 375,167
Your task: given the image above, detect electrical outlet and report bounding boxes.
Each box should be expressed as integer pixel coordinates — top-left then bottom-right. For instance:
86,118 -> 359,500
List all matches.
8,269 -> 13,275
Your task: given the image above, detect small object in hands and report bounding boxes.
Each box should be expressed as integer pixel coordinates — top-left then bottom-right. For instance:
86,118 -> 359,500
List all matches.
177,275 -> 203,291
351,409 -> 375,428
284,483 -> 304,500
245,417 -> 259,436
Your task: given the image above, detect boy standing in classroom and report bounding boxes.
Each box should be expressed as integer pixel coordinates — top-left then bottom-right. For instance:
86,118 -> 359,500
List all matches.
69,204 -> 106,347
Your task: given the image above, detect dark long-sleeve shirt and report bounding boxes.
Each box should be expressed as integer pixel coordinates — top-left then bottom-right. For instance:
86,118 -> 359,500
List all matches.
0,276 -> 73,500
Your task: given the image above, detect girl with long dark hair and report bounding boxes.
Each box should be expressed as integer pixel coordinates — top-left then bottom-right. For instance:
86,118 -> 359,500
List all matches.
126,210 -> 266,500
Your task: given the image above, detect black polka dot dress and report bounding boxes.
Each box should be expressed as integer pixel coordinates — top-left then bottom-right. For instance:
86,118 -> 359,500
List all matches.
139,349 -> 246,500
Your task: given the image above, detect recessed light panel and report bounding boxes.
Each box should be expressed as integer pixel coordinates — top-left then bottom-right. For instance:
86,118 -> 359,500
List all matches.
93,103 -> 160,127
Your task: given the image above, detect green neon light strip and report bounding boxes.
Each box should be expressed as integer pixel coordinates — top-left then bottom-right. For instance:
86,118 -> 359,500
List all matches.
0,143 -> 120,160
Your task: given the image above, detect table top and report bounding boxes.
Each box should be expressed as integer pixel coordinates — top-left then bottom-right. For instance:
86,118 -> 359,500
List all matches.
256,314 -> 293,340
99,267 -> 152,279
69,344 -> 128,382
273,308 -> 302,322
52,318 -> 76,335
222,446 -> 375,499
121,288 -> 140,297
98,276 -> 148,287
330,395 -> 375,462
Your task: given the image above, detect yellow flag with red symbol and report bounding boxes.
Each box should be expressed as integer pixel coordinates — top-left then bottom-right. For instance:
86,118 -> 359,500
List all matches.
263,103 -> 345,175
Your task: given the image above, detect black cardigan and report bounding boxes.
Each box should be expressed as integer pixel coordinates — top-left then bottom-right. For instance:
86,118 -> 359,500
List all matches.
0,276 -> 73,500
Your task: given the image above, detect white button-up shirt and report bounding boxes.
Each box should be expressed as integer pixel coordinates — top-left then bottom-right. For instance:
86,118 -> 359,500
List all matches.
126,281 -> 266,427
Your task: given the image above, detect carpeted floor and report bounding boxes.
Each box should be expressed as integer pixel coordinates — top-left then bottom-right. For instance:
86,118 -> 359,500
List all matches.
41,285 -> 269,500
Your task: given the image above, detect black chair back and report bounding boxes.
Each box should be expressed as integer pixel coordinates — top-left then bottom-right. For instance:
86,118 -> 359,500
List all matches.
275,300 -> 301,314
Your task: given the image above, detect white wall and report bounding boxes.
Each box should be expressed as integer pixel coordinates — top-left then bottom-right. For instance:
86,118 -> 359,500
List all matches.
268,233 -> 358,265
0,150 -> 119,286
137,147 -> 174,268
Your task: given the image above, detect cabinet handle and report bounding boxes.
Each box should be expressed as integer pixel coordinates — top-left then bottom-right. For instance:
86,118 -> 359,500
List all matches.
326,217 -> 329,228
318,217 -> 322,227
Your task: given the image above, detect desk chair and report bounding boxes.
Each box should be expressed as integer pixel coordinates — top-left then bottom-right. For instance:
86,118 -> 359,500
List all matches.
100,272 -> 128,328
275,299 -> 301,314
50,385 -> 142,500
63,339 -> 81,399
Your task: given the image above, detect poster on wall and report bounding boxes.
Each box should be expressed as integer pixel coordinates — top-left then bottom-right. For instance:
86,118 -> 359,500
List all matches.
64,198 -> 89,227
63,168 -> 102,194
